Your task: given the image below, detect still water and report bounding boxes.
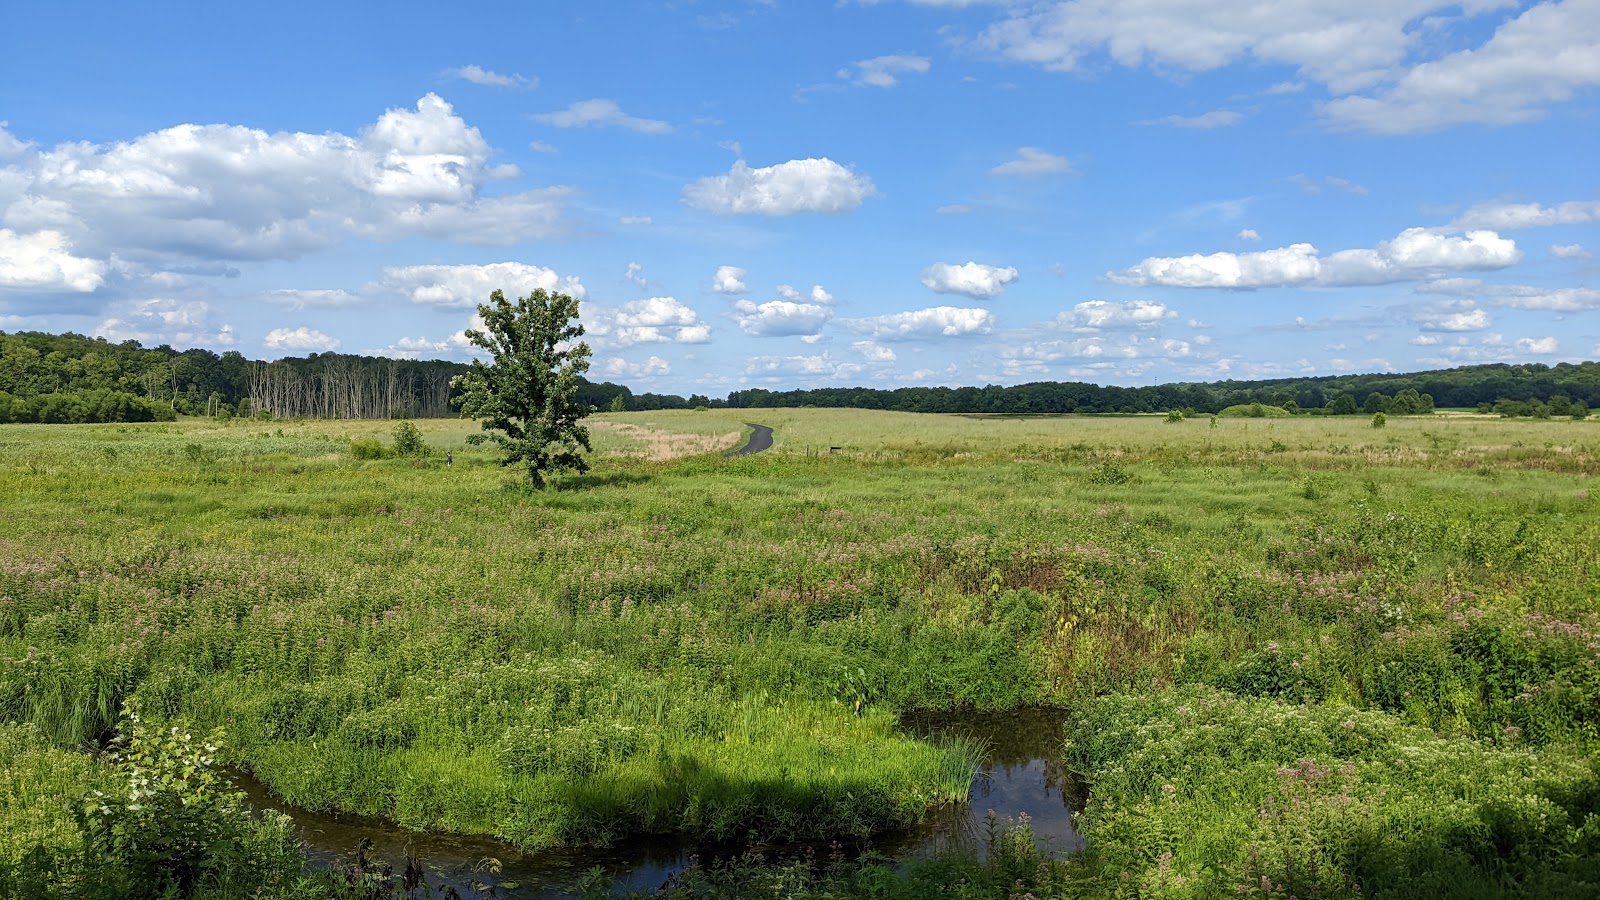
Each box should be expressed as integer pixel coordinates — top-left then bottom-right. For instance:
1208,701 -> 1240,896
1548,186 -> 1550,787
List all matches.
238,707 -> 1084,898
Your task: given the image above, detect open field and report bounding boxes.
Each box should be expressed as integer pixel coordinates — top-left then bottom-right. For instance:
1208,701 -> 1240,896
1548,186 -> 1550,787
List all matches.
3,411 -> 1600,897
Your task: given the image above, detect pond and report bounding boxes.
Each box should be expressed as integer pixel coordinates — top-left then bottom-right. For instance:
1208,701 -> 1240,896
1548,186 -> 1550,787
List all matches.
237,707 -> 1085,898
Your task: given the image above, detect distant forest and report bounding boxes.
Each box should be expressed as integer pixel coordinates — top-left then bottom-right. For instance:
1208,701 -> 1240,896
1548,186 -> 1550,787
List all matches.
2,329 -> 1596,424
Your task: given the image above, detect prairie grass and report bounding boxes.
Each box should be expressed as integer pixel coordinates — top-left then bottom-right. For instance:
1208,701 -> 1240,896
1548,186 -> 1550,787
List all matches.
2,411 -> 1598,896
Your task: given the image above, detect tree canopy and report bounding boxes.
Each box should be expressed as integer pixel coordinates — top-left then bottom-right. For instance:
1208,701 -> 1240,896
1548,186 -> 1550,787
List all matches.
450,289 -> 595,487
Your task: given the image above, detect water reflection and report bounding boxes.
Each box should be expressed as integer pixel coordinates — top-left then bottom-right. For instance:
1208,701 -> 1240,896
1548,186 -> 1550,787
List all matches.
237,706 -> 1084,898
896,706 -> 1086,859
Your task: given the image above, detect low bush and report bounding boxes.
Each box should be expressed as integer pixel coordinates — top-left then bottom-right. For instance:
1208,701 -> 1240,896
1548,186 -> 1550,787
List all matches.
349,438 -> 390,460
391,421 -> 426,458
0,706 -> 307,899
1217,403 -> 1291,418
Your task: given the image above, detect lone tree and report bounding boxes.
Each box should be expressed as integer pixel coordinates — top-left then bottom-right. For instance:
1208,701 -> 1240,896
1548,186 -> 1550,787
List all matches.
452,288 -> 594,487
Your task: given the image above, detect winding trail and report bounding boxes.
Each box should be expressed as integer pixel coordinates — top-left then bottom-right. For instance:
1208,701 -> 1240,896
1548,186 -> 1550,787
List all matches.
726,423 -> 773,457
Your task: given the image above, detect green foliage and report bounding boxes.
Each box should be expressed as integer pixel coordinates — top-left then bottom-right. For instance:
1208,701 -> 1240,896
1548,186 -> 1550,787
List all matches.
0,724 -> 100,872
76,704 -> 302,895
1218,403 -> 1291,418
1372,412 -> 1387,428
0,709 -> 306,899
452,289 -> 595,488
390,421 -> 426,457
6,328 -> 1600,421
1165,409 -> 1185,423
1089,459 -> 1132,484
609,394 -> 627,412
1066,686 -> 1600,898
349,438 -> 391,460
5,413 -> 1600,895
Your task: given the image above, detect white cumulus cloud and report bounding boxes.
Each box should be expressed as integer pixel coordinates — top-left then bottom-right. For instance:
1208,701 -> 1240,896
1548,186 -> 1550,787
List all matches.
598,355 -> 672,378
1320,1 -> 1600,133
920,261 -> 1019,299
712,265 -> 748,294
595,296 -> 711,346
960,1 -> 1600,134
1517,336 -> 1560,354
0,228 -> 106,292
95,299 -> 234,348
376,262 -> 585,308
1550,243 -> 1591,260
842,306 -> 994,340
852,340 -> 897,362
683,158 -> 877,216
263,326 -> 340,352
732,299 -> 835,338
1109,228 -> 1522,288
1056,300 -> 1177,330
776,284 -> 836,305
364,319 -> 483,359
0,95 -> 570,267
1412,301 -> 1492,331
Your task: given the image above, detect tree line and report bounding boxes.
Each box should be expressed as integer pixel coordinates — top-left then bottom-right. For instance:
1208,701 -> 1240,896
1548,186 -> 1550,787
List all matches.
2,329 -> 1597,423
722,363 -> 1598,417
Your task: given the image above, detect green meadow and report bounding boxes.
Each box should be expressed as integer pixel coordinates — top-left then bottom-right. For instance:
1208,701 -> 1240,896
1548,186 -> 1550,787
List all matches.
2,410 -> 1599,897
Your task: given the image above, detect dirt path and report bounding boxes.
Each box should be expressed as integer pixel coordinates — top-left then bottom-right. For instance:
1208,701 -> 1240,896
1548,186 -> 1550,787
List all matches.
727,423 -> 773,457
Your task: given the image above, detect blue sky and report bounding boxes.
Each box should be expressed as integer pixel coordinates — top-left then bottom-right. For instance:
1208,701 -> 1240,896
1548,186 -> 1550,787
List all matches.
1,0 -> 1597,394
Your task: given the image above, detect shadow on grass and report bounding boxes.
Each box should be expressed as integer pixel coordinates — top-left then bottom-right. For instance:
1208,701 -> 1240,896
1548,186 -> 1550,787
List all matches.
549,470 -> 655,491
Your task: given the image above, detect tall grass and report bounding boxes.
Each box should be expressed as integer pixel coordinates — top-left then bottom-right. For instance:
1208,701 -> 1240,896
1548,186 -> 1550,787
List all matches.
2,411 -> 1598,895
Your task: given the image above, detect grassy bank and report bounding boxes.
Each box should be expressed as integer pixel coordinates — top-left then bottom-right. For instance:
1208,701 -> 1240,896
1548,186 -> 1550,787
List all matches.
2,411 -> 1598,895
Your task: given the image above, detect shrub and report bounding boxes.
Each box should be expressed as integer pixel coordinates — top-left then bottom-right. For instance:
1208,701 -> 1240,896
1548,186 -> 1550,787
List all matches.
391,420 -> 426,457
1,706 -> 305,898
1218,403 -> 1291,418
99,706 -> 301,892
1089,459 -> 1132,485
1372,412 -> 1387,428
350,438 -> 390,460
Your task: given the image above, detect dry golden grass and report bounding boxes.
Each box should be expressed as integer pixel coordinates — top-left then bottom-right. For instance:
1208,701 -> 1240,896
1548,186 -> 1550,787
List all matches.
589,419 -> 743,460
